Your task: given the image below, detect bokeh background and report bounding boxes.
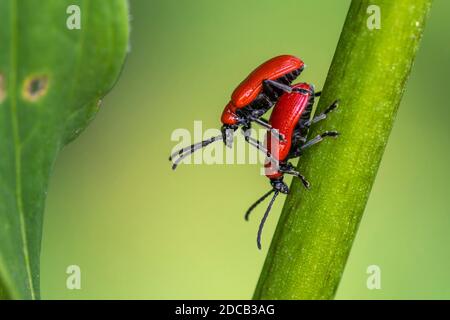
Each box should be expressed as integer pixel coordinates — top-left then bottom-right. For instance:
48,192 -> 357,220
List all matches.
40,0 -> 450,299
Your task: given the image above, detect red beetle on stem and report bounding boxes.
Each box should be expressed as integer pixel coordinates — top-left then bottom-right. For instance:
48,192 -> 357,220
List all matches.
169,55 -> 320,169
244,82 -> 340,249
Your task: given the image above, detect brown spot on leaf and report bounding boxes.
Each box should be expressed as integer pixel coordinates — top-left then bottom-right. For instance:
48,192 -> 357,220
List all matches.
0,74 -> 5,103
22,75 -> 49,102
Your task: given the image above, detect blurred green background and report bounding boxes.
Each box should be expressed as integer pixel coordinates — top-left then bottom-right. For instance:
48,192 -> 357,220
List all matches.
40,0 -> 450,299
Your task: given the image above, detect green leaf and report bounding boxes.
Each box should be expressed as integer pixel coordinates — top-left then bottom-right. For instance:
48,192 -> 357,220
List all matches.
0,0 -> 129,299
254,0 -> 432,299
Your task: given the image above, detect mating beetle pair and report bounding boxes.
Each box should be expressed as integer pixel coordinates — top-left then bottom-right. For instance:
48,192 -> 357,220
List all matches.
169,55 -> 339,249
169,55 -> 304,168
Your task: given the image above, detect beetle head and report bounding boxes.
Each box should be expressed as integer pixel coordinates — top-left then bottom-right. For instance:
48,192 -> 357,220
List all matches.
271,178 -> 289,194
221,124 -> 236,148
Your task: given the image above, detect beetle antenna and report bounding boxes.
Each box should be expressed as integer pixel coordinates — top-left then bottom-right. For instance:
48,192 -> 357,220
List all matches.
257,190 -> 280,250
244,189 -> 275,221
170,135 -> 223,170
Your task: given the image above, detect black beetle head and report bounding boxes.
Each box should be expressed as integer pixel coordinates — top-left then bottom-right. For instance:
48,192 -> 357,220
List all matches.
270,178 -> 289,194
221,124 -> 236,148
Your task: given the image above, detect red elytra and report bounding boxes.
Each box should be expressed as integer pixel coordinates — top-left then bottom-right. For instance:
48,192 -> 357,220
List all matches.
221,55 -> 304,125
264,82 -> 313,179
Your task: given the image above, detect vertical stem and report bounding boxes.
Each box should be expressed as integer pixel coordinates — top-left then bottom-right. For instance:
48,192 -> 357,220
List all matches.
254,0 -> 432,300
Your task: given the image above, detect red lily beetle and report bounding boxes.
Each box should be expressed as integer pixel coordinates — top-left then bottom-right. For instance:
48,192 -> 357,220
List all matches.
244,82 -> 340,249
170,55 -> 306,169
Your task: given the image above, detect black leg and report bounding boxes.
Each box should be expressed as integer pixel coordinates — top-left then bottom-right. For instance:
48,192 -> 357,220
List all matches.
242,131 -> 280,166
263,79 -> 293,94
280,170 -> 310,189
249,116 -> 285,141
279,162 -> 310,189
305,100 -> 339,127
301,131 -> 339,150
287,130 -> 339,159
315,91 -> 322,97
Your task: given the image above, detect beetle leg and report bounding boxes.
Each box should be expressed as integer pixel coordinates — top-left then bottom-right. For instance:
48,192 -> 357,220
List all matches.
242,133 -> 280,166
252,117 -> 269,124
249,116 -> 285,142
301,131 -> 339,150
279,162 -> 311,189
305,100 -> 339,127
245,136 -> 276,162
288,130 -> 339,159
315,91 -> 322,97
263,79 -> 293,94
283,170 -> 310,189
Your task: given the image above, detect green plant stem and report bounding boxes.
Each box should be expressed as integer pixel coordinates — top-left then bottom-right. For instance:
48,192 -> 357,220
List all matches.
254,0 -> 432,300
